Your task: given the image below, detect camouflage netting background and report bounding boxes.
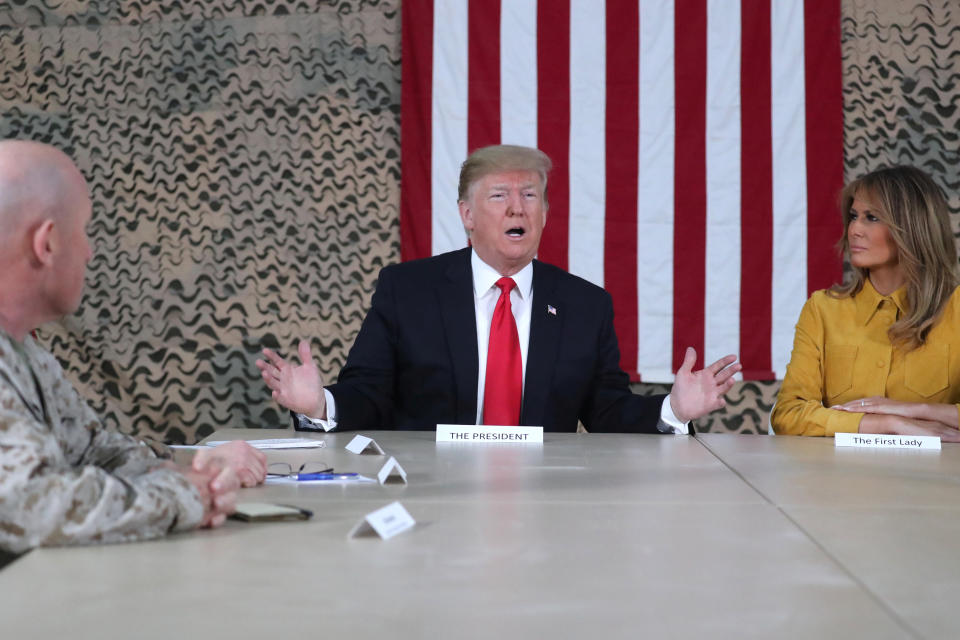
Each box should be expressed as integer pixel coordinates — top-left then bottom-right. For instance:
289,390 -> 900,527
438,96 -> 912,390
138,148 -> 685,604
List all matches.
0,0 -> 957,441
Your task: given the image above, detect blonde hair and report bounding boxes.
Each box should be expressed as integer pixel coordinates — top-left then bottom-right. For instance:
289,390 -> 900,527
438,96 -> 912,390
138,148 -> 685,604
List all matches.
831,165 -> 959,349
457,145 -> 552,207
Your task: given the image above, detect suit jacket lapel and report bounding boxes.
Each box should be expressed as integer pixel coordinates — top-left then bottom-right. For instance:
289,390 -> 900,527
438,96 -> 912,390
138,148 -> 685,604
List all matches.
522,260 -> 561,426
438,249 -> 480,424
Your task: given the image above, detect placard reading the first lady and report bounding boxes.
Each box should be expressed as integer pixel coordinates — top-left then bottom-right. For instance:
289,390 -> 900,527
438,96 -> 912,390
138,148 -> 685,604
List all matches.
436,424 -> 543,443
835,432 -> 941,450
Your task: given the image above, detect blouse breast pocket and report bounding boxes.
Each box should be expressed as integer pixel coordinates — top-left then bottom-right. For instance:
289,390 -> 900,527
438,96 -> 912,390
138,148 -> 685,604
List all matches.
904,344 -> 949,398
824,344 -> 857,401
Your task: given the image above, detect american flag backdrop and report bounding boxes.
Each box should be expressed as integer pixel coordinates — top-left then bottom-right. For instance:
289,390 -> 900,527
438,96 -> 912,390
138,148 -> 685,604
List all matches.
400,0 -> 844,382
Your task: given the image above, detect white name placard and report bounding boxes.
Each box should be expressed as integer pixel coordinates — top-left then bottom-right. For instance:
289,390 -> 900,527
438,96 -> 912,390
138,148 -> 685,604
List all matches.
436,424 -> 543,443
377,456 -> 408,485
348,501 -> 415,540
345,434 -> 385,455
835,432 -> 941,451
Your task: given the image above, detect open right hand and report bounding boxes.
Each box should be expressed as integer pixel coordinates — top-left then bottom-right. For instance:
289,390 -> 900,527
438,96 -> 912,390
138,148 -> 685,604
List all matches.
255,339 -> 326,418
860,414 -> 960,443
669,347 -> 740,423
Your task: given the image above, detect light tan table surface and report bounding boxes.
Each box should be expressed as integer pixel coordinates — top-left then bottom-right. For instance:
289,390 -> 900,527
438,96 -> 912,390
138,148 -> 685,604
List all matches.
0,430 -> 929,639
699,433 -> 960,639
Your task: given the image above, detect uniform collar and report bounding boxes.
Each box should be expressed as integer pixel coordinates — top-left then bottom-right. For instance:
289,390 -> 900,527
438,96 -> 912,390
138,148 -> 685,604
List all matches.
0,327 -> 48,424
855,276 -> 908,325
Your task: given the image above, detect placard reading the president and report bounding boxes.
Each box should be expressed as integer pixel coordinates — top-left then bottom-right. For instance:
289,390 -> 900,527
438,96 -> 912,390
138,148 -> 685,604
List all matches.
436,424 -> 543,443
835,432 -> 941,451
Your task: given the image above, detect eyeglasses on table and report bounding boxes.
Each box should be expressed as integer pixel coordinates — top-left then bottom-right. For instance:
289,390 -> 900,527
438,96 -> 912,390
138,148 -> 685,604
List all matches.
266,461 -> 334,478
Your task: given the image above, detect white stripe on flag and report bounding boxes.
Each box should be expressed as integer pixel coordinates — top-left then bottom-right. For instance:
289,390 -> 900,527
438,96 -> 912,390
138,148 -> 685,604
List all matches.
500,0 -> 538,147
704,0 -> 742,371
637,0 -> 675,382
431,0 -> 469,255
417,0 -> 824,382
567,0 -> 606,287
770,0 -> 808,378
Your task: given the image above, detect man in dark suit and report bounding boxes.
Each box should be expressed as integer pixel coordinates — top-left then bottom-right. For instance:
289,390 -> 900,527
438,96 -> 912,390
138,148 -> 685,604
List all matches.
257,145 -> 739,433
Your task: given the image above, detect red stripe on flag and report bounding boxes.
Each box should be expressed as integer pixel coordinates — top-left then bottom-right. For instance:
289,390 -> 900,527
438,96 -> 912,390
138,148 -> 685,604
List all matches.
804,0 -> 844,293
605,0 -> 640,377
672,0 -> 707,372
739,0 -> 774,380
536,0 -> 571,271
467,0 -> 501,152
400,0 -> 434,262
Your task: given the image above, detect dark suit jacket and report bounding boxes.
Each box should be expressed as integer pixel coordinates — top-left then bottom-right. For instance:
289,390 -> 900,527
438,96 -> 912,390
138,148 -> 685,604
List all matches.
310,248 -> 665,432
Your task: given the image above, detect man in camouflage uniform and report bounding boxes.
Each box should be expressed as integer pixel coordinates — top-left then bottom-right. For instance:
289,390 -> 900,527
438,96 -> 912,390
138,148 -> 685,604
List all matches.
0,140 -> 266,557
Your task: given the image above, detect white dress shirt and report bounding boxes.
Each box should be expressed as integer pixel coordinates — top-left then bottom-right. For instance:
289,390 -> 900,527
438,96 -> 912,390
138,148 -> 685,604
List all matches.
300,250 -> 688,433
471,251 -> 532,424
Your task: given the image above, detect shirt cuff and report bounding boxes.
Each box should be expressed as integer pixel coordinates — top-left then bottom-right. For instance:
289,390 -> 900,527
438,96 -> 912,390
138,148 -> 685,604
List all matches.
164,468 -> 206,533
297,390 -> 338,432
825,409 -> 862,437
658,394 -> 690,434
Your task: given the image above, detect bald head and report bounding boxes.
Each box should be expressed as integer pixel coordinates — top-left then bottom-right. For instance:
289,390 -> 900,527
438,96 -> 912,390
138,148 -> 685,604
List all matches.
0,140 -> 88,248
0,141 -> 93,338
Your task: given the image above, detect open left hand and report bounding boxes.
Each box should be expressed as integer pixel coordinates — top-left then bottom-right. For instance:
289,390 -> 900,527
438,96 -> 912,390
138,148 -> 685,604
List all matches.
256,339 -> 326,418
194,441 -> 267,487
669,347 -> 741,423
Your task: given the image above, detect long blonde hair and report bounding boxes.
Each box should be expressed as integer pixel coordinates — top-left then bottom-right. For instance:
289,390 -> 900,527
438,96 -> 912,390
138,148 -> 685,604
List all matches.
831,165 -> 958,349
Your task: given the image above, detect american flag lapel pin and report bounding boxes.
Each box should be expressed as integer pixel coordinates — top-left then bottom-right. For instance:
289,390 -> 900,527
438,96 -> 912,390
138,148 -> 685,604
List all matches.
547,304 -> 557,316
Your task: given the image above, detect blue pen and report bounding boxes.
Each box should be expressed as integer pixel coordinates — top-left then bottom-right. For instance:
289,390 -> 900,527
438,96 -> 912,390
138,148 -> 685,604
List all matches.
296,472 -> 359,481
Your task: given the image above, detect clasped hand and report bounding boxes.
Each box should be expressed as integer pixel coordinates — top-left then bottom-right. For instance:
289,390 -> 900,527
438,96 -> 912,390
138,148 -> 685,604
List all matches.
180,456 -> 239,528
177,435 -> 267,528
198,441 -> 267,487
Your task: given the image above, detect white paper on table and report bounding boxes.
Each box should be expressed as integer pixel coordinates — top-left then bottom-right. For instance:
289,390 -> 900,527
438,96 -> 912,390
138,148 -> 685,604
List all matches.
204,438 -> 326,450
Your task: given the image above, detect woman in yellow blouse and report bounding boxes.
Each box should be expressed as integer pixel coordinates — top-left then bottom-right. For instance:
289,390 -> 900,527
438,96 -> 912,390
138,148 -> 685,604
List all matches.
772,166 -> 960,441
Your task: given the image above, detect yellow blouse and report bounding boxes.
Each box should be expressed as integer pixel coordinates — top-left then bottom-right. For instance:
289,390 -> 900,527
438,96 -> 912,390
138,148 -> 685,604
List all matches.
772,279 -> 960,436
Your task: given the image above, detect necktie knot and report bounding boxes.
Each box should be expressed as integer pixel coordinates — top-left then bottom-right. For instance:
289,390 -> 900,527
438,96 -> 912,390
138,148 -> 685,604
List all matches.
495,277 -> 516,296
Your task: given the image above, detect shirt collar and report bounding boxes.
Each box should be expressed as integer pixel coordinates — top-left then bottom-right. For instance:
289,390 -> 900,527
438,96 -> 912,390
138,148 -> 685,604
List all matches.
471,250 -> 534,300
855,276 -> 908,325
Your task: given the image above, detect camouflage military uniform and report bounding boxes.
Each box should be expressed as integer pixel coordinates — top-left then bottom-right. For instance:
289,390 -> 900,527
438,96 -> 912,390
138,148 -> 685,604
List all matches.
0,330 -> 203,553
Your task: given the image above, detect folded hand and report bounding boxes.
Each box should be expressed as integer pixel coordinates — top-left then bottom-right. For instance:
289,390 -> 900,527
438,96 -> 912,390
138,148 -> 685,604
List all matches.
195,441 -> 267,487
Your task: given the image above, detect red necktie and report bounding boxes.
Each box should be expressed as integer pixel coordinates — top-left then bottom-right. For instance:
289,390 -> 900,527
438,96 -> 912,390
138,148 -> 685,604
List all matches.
483,277 -> 522,425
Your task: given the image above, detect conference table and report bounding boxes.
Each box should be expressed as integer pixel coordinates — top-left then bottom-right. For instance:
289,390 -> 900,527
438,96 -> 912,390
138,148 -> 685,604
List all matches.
2,429 -> 959,639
